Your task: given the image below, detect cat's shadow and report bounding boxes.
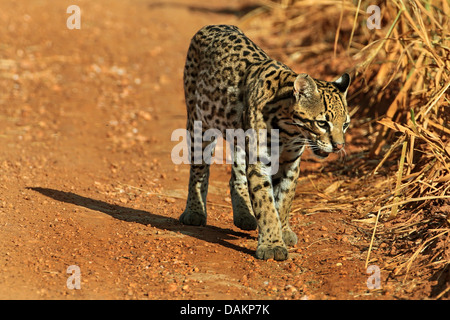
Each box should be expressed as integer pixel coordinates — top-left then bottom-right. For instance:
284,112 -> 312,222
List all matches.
28,187 -> 254,256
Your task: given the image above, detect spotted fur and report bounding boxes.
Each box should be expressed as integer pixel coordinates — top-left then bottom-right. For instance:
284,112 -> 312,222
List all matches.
179,25 -> 350,260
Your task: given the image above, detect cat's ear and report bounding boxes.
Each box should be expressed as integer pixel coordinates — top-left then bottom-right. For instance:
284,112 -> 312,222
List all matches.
333,73 -> 351,96
294,73 -> 318,100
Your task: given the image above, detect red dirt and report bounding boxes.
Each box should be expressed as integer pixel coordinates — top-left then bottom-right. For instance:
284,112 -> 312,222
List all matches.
0,0 -> 433,300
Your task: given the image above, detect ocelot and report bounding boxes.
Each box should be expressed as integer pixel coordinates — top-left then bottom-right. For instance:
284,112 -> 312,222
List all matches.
179,25 -> 350,261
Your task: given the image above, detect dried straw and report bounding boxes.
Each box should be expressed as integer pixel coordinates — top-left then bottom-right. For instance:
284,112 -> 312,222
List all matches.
246,0 -> 450,298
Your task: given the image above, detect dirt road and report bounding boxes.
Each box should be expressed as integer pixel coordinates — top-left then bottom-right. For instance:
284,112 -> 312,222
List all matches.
0,0 -> 398,300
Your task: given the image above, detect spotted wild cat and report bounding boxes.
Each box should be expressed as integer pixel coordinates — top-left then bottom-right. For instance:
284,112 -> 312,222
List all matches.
179,25 -> 350,261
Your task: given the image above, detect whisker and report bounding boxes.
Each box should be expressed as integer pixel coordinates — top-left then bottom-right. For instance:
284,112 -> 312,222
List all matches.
338,148 -> 347,163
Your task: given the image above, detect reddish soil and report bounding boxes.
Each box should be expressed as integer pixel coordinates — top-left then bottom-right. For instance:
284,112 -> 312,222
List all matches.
0,0 -> 434,300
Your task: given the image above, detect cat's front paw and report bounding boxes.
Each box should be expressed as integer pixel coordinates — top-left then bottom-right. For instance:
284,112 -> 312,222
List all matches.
179,210 -> 206,226
282,228 -> 298,247
233,213 -> 257,231
255,244 -> 288,261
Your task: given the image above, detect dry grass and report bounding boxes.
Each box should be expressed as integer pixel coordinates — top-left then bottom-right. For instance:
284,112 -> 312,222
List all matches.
243,0 -> 450,298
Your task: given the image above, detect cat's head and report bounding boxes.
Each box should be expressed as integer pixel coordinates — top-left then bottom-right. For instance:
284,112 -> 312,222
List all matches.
291,73 -> 351,158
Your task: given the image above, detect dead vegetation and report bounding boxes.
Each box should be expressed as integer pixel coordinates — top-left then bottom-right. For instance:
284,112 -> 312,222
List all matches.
242,0 -> 449,298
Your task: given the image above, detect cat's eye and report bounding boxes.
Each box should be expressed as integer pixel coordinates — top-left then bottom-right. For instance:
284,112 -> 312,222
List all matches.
343,122 -> 350,130
316,121 -> 328,129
